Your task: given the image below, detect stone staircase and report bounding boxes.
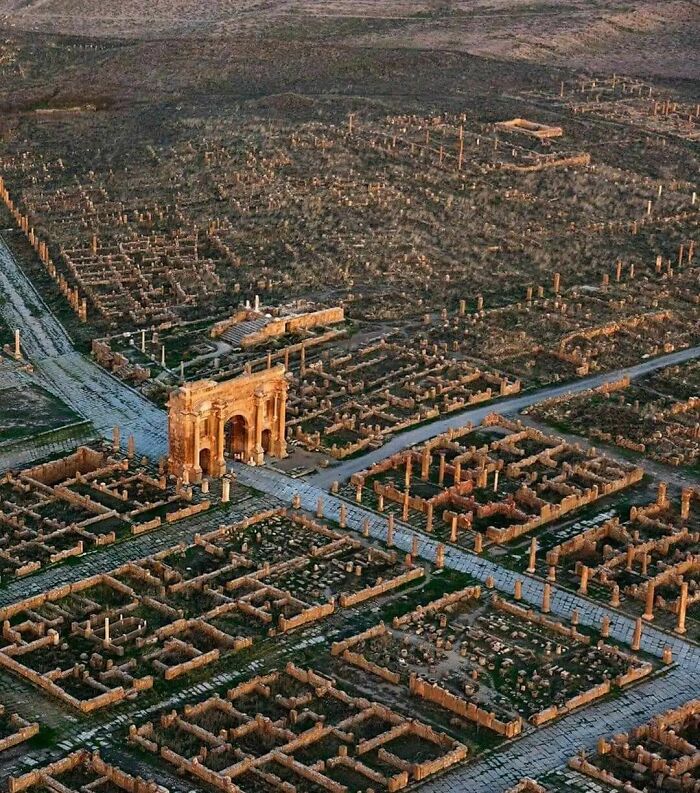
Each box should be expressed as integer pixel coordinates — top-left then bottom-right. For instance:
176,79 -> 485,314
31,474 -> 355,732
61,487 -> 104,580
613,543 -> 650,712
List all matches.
220,316 -> 270,348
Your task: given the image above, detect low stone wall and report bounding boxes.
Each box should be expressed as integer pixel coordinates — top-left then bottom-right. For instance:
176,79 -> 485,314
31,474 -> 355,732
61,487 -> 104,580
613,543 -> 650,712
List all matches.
166,500 -> 210,523
339,567 -> 424,608
278,602 -> 335,633
409,674 -> 522,737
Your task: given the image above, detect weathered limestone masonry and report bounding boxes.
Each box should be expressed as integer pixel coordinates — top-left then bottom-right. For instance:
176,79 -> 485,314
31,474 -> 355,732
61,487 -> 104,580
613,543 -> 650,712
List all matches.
0,705 -> 39,754
505,781 -> 548,793
570,699 -> 700,792
560,74 -> 700,141
330,583 -> 654,742
0,177 -> 88,322
287,338 -> 520,459
527,359 -> 700,468
0,443 -> 206,579
492,596 -> 652,726
92,338 -> 151,384
545,482 -> 700,630
0,507 -> 423,712
129,662 -> 467,793
213,305 -> 345,348
348,413 -> 643,546
168,366 -> 287,479
8,750 -> 164,793
495,118 -> 564,139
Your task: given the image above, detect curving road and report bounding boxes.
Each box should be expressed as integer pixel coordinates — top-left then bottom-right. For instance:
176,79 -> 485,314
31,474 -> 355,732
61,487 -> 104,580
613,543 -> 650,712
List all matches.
0,236 -> 168,460
3,230 -> 700,791
2,232 -> 698,478
312,343 -> 700,487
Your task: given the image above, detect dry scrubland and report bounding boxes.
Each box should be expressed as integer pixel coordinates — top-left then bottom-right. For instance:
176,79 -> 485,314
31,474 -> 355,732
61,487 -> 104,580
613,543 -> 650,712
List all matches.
0,0 -> 697,78
0,2 -> 697,791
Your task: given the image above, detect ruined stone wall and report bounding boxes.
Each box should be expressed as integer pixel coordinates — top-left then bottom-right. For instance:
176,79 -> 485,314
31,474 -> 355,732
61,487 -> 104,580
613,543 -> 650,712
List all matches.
409,674 -> 522,737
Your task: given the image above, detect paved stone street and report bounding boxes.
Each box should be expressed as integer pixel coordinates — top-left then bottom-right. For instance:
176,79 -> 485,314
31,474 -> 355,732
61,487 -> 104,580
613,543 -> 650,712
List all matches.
311,344 -> 700,488
0,492 -> 270,607
234,462 -> 700,790
3,230 -> 700,791
0,236 -> 168,459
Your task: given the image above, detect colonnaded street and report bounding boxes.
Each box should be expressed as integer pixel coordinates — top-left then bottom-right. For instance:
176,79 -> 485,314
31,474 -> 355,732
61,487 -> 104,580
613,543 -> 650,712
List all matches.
1,228 -> 700,790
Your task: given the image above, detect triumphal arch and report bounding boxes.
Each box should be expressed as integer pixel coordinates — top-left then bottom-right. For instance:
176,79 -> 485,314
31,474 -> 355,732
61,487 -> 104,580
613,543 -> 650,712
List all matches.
168,366 -> 287,480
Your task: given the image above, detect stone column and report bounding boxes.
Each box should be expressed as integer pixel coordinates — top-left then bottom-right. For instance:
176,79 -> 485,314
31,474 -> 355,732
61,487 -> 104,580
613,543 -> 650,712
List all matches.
112,426 -> 120,453
681,488 -> 692,520
676,581 -> 688,634
514,580 -> 522,600
339,504 -> 347,528
643,582 -> 655,621
579,564 -> 589,594
425,502 -> 433,532
386,514 -> 394,547
215,410 -> 226,477
600,616 -> 610,638
631,617 -> 642,651
221,477 -> 230,503
276,386 -> 287,458
542,583 -> 551,613
254,393 -> 265,464
13,329 -> 20,360
474,533 -> 483,554
611,584 -> 621,607
435,543 -> 445,569
192,414 -> 201,482
421,448 -> 431,480
527,537 -> 537,574
450,515 -> 458,542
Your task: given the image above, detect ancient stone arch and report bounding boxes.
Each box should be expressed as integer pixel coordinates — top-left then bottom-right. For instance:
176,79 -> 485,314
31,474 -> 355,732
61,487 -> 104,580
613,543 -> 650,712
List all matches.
167,366 -> 287,480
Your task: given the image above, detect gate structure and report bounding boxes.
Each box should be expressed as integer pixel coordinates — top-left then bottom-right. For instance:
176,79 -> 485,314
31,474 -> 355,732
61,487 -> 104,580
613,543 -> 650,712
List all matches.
168,365 -> 287,480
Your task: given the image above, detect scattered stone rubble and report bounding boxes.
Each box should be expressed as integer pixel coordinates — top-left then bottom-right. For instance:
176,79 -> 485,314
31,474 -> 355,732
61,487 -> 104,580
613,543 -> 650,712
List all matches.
0,443 -> 209,580
331,585 -> 654,737
527,360 -> 700,468
0,509 -> 422,712
129,662 -> 467,793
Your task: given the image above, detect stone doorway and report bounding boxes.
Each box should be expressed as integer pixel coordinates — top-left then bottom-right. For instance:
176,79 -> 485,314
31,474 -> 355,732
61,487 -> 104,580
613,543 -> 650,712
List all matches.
225,415 -> 248,460
262,428 -> 272,454
199,448 -> 211,475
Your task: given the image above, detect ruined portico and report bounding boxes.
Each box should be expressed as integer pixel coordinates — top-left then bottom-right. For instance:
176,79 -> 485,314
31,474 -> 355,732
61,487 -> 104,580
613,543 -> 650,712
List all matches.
167,366 -> 287,480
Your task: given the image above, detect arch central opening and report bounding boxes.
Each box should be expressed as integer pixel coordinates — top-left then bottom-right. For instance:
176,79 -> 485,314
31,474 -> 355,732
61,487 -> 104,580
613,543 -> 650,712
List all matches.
224,415 -> 249,461
199,447 -> 211,475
